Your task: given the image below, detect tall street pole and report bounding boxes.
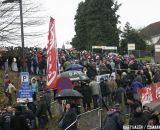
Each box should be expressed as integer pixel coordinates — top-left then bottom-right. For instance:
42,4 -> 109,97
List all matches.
19,0 -> 25,58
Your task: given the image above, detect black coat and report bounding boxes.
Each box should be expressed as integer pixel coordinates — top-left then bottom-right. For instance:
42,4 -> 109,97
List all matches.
100,81 -> 108,97
59,108 -> 77,130
129,112 -> 148,127
10,111 -> 30,130
1,112 -> 12,130
103,110 -> 123,130
81,85 -> 92,104
86,64 -> 97,79
36,99 -> 47,118
115,87 -> 126,104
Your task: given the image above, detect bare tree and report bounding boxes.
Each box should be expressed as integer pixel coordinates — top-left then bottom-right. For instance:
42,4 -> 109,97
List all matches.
0,0 -> 47,46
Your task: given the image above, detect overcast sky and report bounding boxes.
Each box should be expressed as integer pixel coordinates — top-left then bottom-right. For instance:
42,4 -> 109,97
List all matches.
39,0 -> 160,48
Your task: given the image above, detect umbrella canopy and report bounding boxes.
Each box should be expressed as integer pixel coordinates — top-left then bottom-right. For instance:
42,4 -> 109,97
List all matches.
55,89 -> 83,99
59,70 -> 89,81
65,64 -> 83,71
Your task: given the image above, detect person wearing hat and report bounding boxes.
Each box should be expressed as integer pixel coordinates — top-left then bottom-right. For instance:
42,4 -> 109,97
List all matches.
103,103 -> 123,130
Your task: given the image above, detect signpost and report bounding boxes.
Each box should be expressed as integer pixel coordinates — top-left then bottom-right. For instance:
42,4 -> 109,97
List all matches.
92,46 -> 117,53
20,72 -> 29,85
102,46 -> 117,53
17,72 -> 33,103
128,43 -> 135,55
96,72 -> 116,83
155,45 -> 160,63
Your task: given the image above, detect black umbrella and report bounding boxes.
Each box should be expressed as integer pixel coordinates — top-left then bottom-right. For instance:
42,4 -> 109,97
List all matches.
58,70 -> 89,81
55,89 -> 83,100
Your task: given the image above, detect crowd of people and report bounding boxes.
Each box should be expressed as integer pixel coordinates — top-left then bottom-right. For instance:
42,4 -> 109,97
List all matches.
0,47 -> 47,75
58,48 -> 160,130
0,72 -> 52,130
0,47 -> 160,130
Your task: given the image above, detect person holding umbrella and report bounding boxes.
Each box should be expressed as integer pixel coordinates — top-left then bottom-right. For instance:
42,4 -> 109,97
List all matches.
58,102 -> 77,130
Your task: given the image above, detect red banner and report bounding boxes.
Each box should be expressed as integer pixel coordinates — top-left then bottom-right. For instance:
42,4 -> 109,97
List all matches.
138,82 -> 160,105
47,17 -> 57,89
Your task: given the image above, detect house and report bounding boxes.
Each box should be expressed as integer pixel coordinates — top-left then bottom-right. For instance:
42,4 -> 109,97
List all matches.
141,21 -> 160,45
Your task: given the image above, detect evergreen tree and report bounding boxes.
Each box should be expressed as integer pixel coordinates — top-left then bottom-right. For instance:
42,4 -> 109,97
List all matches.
120,22 -> 146,54
71,0 -> 120,50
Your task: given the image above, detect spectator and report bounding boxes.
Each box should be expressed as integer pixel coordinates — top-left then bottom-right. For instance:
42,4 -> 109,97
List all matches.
81,81 -> 92,111
89,77 -> 101,109
99,78 -> 108,105
10,106 -> 30,130
43,88 -> 53,119
5,81 -> 16,105
58,102 -> 77,130
131,78 -> 143,100
1,106 -> 13,130
103,104 -> 123,130
36,96 -> 48,130
31,77 -> 38,101
129,103 -> 148,127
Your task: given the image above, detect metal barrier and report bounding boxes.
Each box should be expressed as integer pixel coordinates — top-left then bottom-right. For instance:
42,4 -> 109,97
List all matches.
65,118 -> 78,130
77,108 -> 103,130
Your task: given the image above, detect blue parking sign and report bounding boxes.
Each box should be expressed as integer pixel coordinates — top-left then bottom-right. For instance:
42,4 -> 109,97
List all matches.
21,72 -> 29,85
17,72 -> 33,103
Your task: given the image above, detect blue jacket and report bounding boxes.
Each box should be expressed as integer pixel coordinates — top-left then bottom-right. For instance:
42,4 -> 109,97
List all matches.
131,80 -> 143,93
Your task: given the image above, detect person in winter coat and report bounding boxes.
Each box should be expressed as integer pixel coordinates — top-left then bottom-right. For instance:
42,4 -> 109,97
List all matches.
107,76 -> 117,104
99,78 -> 108,104
142,106 -> 152,123
129,103 -> 148,128
31,77 -> 38,101
131,78 -> 143,100
58,103 -> 77,130
5,81 -> 16,105
10,106 -> 30,130
1,106 -> 13,130
81,81 -> 92,111
43,88 -> 52,119
103,104 -> 123,130
89,77 -> 101,109
23,106 -> 35,129
32,54 -> 38,75
153,68 -> 160,83
143,67 -> 152,85
86,60 -> 97,79
36,96 -> 48,130
115,85 -> 126,104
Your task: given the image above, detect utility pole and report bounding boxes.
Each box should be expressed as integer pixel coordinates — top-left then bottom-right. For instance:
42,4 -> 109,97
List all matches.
19,0 -> 25,58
